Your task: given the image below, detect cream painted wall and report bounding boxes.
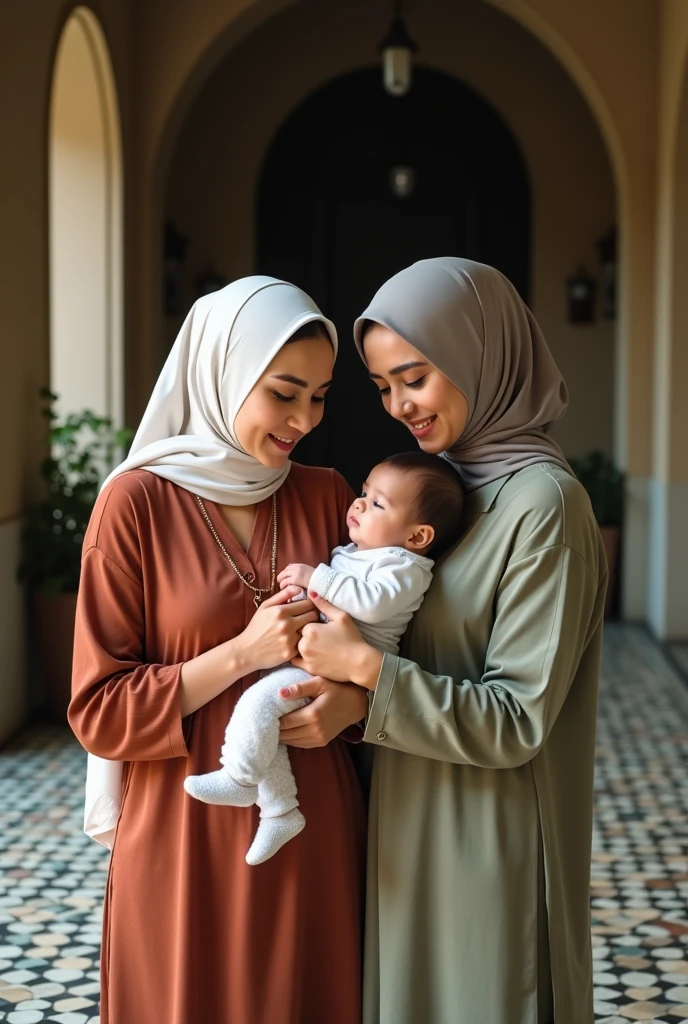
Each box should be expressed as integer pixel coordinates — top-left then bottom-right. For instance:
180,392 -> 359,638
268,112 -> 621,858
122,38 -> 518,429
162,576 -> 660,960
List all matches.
165,0 -> 615,460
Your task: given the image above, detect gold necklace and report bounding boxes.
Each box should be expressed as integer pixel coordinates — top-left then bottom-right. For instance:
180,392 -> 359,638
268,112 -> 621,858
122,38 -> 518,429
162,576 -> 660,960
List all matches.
195,493 -> 278,608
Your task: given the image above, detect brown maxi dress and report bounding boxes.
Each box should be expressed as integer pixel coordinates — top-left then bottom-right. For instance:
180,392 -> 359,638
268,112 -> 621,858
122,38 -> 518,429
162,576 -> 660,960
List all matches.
69,462 -> 366,1024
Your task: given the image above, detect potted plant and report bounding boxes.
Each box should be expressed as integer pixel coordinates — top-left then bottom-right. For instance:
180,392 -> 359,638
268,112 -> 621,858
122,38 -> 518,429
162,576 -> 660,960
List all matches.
18,389 -> 133,720
568,450 -> 624,618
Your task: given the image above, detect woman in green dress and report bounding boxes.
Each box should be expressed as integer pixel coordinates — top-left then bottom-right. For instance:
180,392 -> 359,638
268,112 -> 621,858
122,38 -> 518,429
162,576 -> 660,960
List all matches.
282,258 -> 607,1023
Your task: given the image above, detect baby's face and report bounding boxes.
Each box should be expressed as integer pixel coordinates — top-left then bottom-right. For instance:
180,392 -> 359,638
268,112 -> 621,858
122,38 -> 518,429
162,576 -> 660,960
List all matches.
346,464 -> 424,552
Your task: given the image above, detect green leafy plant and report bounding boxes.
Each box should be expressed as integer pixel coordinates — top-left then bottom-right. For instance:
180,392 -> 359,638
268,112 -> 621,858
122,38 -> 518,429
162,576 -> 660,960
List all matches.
568,449 -> 624,527
18,389 -> 134,596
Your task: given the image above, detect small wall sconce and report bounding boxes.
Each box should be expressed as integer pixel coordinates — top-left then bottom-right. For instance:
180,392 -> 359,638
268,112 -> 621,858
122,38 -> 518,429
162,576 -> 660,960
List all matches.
566,266 -> 597,324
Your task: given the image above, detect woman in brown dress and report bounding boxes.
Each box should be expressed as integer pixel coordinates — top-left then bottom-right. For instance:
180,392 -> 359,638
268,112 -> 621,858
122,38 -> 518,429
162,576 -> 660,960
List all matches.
69,277 -> 368,1024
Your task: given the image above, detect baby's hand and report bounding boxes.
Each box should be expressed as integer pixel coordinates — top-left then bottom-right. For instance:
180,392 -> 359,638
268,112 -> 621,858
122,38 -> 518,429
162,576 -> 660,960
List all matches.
278,563 -> 316,590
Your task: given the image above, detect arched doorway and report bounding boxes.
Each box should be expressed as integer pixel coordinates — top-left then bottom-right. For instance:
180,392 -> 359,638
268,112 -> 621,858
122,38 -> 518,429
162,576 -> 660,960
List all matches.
258,67 -> 530,488
49,7 -> 123,423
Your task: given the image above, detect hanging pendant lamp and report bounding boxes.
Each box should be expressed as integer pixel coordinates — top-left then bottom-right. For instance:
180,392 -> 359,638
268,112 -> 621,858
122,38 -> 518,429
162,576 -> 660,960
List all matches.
379,1 -> 419,97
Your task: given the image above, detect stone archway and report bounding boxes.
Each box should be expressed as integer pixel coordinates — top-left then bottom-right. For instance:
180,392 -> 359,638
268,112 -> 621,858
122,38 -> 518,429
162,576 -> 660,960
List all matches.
49,6 -> 123,423
164,0 -> 616,460
148,0 -> 630,395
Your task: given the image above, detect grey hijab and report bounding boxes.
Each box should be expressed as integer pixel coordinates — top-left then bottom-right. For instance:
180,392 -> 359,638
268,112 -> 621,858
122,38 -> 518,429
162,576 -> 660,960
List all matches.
353,257 -> 571,491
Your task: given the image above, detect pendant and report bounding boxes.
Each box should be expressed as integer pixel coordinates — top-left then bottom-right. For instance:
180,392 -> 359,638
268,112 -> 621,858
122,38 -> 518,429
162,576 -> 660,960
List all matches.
253,593 -> 262,609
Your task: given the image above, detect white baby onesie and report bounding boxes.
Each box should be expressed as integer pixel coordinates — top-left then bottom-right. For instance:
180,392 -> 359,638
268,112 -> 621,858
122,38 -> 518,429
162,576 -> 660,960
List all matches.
184,544 -> 433,864
310,543 -> 434,655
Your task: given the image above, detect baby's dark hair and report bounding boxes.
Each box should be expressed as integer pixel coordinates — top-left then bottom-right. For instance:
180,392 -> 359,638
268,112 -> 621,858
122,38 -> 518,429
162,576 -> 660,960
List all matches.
285,320 -> 333,345
379,451 -> 465,559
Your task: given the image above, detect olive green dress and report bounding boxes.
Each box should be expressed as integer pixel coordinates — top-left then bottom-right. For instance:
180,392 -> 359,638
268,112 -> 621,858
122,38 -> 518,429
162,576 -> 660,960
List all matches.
363,463 -> 607,1024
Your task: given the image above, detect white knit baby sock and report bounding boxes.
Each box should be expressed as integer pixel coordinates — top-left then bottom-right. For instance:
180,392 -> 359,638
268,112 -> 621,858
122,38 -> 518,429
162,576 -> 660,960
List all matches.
183,769 -> 258,807
243,743 -> 304,864
245,808 -> 306,866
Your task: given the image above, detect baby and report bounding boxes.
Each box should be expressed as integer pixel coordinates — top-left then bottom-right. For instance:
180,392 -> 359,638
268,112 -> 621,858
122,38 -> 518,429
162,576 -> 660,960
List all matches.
184,451 -> 464,864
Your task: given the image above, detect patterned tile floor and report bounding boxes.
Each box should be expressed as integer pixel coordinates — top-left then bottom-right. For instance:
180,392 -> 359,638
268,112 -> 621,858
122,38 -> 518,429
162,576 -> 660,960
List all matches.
2,623 -> 688,1022
669,644 -> 688,681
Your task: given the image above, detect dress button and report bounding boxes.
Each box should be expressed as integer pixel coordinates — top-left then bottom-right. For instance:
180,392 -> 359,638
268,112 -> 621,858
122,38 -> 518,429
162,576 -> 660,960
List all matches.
245,572 -> 255,583
377,731 -> 387,741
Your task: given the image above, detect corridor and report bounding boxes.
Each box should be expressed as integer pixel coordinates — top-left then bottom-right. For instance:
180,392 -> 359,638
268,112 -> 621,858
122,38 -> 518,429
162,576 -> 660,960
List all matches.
1,624 -> 688,1023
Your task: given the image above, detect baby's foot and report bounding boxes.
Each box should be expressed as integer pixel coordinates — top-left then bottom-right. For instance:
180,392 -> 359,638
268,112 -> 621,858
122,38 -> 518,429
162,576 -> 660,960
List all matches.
245,809 -> 306,865
184,769 -> 258,807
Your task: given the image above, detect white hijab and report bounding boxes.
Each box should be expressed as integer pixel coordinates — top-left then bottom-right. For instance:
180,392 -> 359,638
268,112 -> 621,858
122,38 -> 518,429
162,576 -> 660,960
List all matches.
102,275 -> 337,503
85,276 -> 337,848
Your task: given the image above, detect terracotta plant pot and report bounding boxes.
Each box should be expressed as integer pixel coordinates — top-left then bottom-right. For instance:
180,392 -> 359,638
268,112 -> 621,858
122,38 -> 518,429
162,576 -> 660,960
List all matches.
599,525 -> 620,619
33,589 -> 78,722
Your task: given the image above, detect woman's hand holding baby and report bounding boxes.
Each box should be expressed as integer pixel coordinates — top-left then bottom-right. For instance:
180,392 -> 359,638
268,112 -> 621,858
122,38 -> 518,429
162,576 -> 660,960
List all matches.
287,591 -> 384,691
279,677 -> 369,748
277,563 -> 316,591
277,590 -> 382,748
236,586 -> 319,673
179,587 -> 316,717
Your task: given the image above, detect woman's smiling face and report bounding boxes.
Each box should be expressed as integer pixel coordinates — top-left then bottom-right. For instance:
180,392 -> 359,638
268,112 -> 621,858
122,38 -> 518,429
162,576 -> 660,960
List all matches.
234,334 -> 334,468
363,323 -> 469,454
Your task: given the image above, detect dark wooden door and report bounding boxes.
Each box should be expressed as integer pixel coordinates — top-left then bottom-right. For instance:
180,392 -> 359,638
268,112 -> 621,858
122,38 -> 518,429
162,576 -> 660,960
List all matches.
258,67 -> 530,489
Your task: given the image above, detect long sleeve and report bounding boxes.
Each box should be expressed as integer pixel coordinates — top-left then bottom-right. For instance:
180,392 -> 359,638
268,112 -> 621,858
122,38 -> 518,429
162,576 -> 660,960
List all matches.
310,553 -> 430,624
364,543 -> 601,768
69,536 -> 187,763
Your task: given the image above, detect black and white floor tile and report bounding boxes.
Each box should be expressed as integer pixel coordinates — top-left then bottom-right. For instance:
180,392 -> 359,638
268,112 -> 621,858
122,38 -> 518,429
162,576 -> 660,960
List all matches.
0,727 -> 106,1023
591,626 -> 688,1022
2,623 -> 688,1022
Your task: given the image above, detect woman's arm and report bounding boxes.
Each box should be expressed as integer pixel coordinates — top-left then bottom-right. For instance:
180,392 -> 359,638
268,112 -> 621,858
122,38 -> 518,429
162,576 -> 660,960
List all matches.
69,547 -> 186,761
362,546 -> 601,768
286,545 -> 602,767
69,544 -> 316,759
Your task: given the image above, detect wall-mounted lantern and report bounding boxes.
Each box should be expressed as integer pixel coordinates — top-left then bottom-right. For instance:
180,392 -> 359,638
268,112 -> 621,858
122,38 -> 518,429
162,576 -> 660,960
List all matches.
596,226 -> 617,319
566,266 -> 597,324
379,1 -> 419,98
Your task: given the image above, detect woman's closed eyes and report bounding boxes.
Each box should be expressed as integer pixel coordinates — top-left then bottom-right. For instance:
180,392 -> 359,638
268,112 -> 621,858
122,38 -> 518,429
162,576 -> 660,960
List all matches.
376,375 -> 427,397
271,389 -> 327,404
